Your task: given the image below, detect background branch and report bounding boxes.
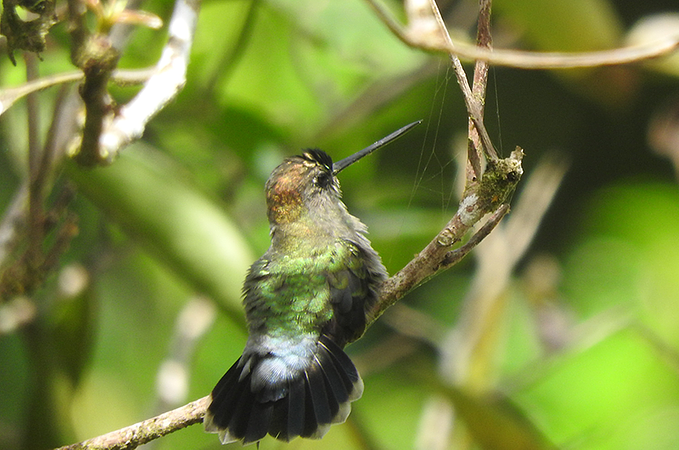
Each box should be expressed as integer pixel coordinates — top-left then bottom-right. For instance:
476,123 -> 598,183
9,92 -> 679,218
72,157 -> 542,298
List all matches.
365,0 -> 679,68
94,0 -> 201,163
0,68 -> 155,117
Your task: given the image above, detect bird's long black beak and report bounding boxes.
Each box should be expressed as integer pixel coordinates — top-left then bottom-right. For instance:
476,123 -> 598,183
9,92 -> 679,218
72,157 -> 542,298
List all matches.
332,120 -> 422,175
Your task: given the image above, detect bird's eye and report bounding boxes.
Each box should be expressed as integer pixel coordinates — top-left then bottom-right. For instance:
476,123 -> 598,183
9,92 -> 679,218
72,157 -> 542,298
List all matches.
315,171 -> 332,188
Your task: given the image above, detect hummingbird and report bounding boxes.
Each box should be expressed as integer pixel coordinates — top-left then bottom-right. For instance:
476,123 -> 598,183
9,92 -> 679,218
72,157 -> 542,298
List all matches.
204,121 -> 421,445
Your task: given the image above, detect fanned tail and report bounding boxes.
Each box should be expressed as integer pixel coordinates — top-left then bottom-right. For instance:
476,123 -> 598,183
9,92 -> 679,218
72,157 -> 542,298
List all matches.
204,335 -> 363,445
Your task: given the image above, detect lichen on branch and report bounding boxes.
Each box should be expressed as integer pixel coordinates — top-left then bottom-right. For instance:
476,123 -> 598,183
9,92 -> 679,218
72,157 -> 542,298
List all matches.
0,0 -> 57,64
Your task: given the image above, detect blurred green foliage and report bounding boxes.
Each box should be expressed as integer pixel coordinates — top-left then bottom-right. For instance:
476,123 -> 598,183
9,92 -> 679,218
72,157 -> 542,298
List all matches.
2,0 -> 679,449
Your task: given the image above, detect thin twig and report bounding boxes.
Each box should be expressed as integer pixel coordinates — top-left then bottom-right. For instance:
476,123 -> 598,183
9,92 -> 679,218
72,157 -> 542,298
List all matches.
0,85 -> 82,302
25,53 -> 41,180
38,87 -> 73,197
413,0 -> 497,161
364,0 -> 679,69
0,68 -> 156,117
439,203 -> 509,268
449,54 -> 497,161
25,53 -> 44,278
466,0 -> 492,181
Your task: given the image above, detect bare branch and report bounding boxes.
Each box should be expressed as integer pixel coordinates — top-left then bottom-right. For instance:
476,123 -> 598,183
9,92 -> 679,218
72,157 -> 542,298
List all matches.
72,36 -> 121,167
94,0 -> 201,163
410,0 -> 498,161
55,396 -> 210,450
0,68 -> 155,117
364,0 -> 679,69
466,0 -> 492,181
25,53 -> 44,266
